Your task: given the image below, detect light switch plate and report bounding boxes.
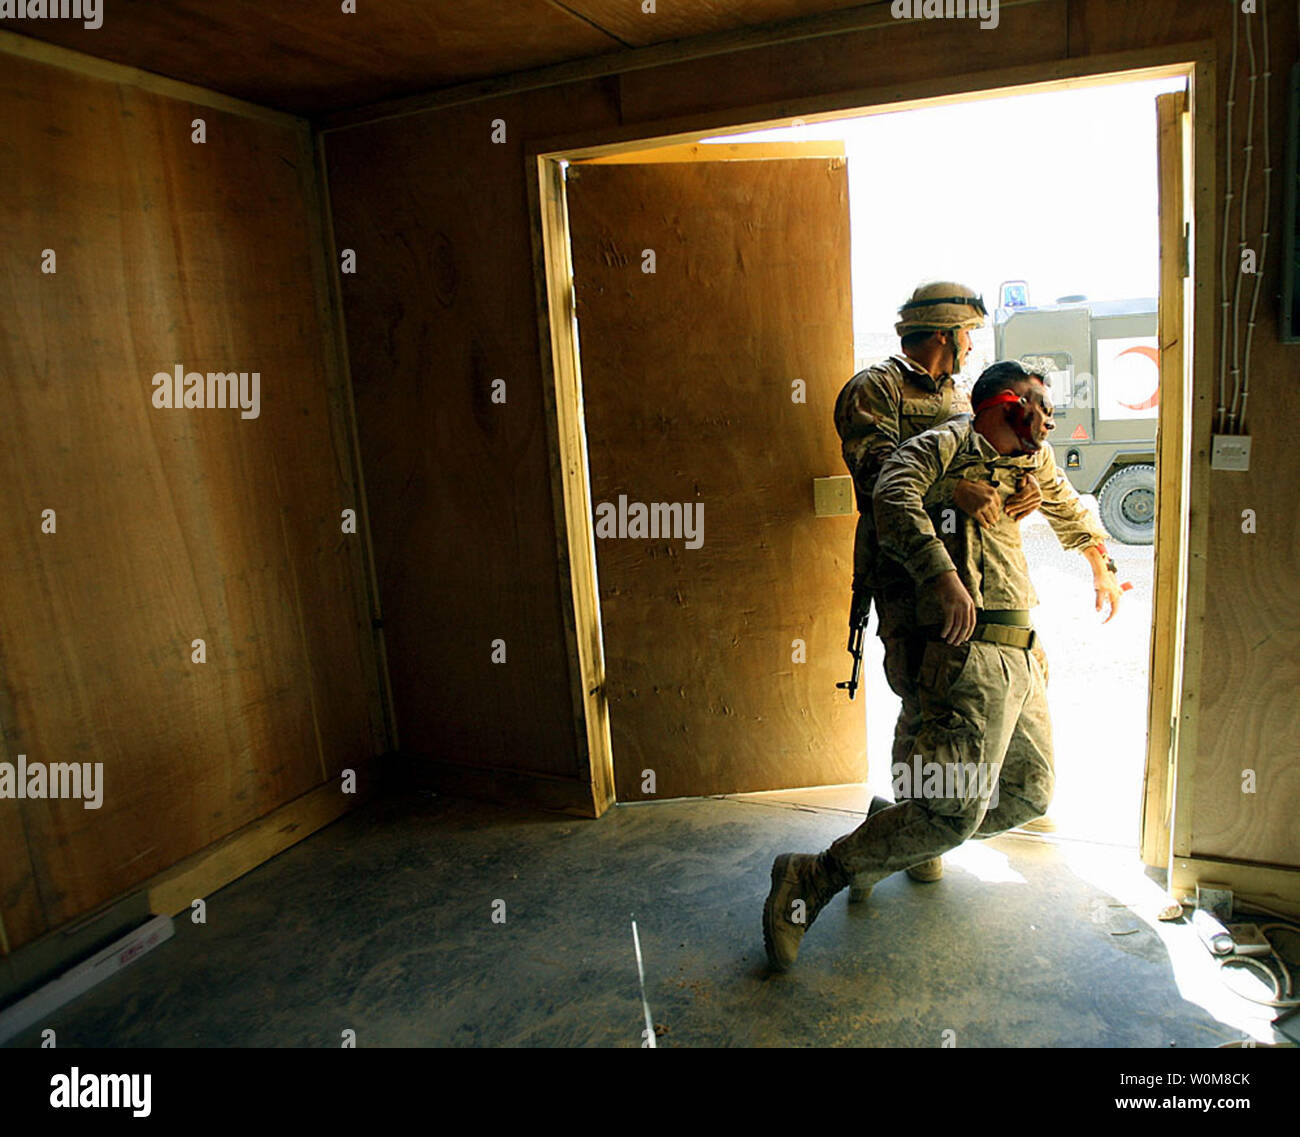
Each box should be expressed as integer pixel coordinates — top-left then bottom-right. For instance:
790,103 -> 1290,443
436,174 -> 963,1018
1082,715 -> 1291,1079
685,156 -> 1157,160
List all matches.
1211,434 -> 1251,470
814,475 -> 854,517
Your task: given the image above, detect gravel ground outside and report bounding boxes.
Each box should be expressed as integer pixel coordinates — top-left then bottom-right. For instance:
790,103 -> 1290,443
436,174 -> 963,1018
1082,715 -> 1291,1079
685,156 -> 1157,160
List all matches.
861,496 -> 1155,848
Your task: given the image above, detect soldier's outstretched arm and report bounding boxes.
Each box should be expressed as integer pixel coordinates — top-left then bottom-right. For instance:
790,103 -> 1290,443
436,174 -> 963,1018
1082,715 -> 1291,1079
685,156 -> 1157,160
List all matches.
1034,446 -> 1123,621
1034,445 -> 1109,551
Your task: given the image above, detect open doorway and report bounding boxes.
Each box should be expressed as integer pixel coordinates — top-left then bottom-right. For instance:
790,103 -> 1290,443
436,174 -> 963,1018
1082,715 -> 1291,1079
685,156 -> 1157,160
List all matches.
705,77 -> 1185,849
534,61 -> 1198,865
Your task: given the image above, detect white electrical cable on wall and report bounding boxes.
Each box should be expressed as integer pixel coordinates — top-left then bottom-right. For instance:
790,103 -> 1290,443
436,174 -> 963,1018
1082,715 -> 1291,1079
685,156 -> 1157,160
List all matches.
1229,0 -> 1260,432
1218,0 -> 1239,433
1238,0 -> 1271,433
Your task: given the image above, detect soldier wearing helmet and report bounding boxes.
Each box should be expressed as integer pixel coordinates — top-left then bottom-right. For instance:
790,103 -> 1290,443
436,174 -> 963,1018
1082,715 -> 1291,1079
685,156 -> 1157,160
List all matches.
892,281 -> 987,377
833,282 -> 1043,894
764,360 -> 1122,972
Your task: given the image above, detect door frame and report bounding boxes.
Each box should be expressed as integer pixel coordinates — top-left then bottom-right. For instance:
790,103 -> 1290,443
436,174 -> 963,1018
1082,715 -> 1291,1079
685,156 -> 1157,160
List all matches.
528,45 -> 1213,835
1142,89 -> 1192,868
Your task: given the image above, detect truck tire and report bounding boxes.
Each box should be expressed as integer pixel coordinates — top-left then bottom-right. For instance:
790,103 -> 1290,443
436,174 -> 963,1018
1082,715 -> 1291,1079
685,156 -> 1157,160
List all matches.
1098,464 -> 1156,546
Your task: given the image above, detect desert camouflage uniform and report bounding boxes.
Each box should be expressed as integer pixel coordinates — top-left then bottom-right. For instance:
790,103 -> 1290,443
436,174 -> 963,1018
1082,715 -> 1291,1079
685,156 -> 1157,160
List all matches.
826,419 -> 1109,882
834,354 -> 971,768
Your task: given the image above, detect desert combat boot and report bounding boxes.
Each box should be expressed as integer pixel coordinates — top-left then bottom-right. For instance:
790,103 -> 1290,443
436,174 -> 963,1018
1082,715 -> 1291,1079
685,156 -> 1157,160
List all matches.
762,851 -> 847,971
906,857 -> 944,882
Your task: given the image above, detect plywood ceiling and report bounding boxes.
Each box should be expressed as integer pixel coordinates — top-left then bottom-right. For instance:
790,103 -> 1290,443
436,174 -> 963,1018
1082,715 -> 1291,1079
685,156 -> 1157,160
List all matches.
0,0 -> 881,116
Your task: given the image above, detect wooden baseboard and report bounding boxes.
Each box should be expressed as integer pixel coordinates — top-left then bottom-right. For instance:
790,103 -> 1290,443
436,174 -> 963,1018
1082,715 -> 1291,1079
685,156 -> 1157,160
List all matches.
1170,856 -> 1300,919
394,756 -> 598,818
2,771 -> 370,1007
146,775 -> 371,917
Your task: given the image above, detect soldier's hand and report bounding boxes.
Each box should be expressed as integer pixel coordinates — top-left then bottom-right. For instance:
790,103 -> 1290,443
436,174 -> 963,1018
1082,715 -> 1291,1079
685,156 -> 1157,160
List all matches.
933,571 -> 976,645
952,479 -> 1002,529
1094,572 -> 1122,624
1005,473 -> 1042,521
1082,544 -> 1123,624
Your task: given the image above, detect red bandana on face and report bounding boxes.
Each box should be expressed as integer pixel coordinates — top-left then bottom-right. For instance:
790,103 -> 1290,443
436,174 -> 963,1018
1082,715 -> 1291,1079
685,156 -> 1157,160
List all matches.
973,391 -> 1022,416
975,390 -> 1039,450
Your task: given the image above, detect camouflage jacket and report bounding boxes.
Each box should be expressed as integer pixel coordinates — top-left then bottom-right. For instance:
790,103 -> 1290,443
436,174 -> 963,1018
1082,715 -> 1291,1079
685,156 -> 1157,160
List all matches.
834,354 -> 972,594
873,418 -> 1110,626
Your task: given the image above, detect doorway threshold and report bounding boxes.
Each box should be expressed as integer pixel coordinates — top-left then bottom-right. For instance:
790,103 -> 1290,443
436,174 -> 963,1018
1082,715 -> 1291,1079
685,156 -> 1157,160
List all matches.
715,783 -> 1142,852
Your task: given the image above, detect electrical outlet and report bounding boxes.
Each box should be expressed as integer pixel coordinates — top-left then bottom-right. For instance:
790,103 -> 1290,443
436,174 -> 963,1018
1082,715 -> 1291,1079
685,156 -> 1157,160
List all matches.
813,475 -> 854,517
1211,434 -> 1251,470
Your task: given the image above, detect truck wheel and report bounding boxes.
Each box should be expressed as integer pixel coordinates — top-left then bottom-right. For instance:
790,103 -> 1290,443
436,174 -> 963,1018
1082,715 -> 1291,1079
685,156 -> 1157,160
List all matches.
1098,464 -> 1156,546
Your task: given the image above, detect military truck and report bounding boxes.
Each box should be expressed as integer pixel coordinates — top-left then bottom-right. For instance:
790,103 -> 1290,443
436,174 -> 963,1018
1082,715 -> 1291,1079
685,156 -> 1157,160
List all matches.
993,289 -> 1158,544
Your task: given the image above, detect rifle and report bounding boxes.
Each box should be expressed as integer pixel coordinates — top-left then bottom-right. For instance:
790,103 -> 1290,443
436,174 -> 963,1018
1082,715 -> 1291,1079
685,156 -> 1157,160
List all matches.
836,592 -> 870,700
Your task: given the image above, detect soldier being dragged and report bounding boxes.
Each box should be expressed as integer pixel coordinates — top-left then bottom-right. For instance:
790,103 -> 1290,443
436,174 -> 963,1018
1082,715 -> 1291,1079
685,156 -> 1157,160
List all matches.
764,360 -> 1124,972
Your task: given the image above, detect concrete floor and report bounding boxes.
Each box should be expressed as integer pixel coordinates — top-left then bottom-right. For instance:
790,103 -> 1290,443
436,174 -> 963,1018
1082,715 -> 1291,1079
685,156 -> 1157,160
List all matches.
4,789 -> 1287,1048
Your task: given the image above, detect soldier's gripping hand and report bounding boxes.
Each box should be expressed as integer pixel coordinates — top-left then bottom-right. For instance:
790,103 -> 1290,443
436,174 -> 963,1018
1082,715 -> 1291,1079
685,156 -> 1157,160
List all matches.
1004,473 -> 1042,521
952,478 -> 1002,529
932,570 -> 977,645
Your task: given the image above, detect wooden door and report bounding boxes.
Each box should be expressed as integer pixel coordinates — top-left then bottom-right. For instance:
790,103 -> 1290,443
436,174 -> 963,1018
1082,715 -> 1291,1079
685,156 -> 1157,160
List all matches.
566,148 -> 861,800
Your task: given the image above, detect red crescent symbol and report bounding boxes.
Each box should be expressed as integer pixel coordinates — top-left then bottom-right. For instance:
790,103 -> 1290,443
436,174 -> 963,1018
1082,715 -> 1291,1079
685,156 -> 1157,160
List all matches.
1117,345 -> 1160,410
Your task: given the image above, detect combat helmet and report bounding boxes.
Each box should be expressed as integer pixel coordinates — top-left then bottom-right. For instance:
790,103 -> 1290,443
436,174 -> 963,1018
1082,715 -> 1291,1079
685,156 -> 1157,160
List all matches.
895,281 -> 987,374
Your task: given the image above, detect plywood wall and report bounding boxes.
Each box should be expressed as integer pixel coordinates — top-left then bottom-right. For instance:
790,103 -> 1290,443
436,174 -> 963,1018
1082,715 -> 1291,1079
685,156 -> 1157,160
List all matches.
324,0 -> 1298,868
323,82 -> 622,800
0,51 -> 383,955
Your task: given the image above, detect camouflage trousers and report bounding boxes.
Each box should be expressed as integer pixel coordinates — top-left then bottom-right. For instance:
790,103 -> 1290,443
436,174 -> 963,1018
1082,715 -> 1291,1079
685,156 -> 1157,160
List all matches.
875,584 -> 1050,771
830,636 -> 1054,883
